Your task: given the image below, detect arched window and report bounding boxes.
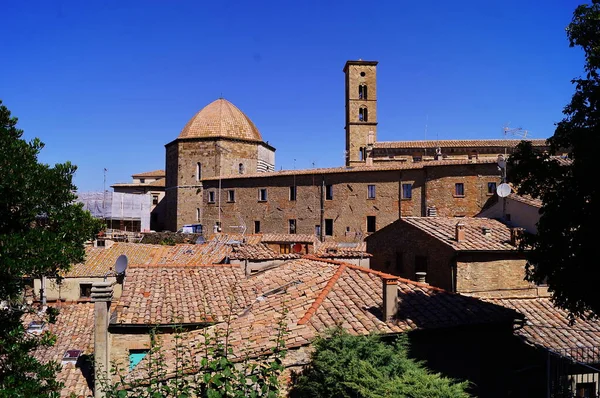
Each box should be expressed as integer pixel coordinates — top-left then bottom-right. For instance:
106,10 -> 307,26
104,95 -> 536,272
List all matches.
196,162 -> 202,181
359,107 -> 368,122
239,163 -> 245,174
358,85 -> 368,100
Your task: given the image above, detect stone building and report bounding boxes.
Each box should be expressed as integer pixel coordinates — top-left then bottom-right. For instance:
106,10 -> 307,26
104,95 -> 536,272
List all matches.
160,60 -> 549,236
112,170 -> 166,231
366,216 -> 549,298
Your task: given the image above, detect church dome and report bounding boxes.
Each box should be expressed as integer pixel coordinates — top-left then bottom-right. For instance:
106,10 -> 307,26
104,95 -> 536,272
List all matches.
178,98 -> 262,142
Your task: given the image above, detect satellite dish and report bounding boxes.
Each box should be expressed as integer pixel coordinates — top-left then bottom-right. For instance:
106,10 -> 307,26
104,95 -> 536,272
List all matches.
115,254 -> 128,274
496,183 -> 511,198
292,243 -> 303,253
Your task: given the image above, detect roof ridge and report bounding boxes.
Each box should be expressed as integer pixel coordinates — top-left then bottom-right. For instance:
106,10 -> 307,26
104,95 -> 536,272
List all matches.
128,263 -> 240,268
297,262 -> 347,325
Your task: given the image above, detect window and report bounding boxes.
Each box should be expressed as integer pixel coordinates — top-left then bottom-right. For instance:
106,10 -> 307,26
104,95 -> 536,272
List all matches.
358,84 -> 368,100
325,185 -> 333,200
315,224 -> 321,236
455,183 -> 465,197
487,182 -> 497,195
254,220 -> 261,234
129,349 -> 149,371
366,216 -> 376,233
412,156 -> 422,162
401,183 -> 412,199
258,188 -> 267,201
367,185 -> 376,199
280,244 -> 291,254
208,191 -> 216,203
289,186 -> 297,201
289,219 -> 297,234
152,195 -> 159,205
359,147 -> 364,161
238,163 -> 245,174
576,382 -> 596,397
196,208 -> 201,222
359,107 -> 368,122
79,283 -> 92,298
227,190 -> 235,202
196,162 -> 202,181
139,178 -> 145,183
325,219 -> 333,236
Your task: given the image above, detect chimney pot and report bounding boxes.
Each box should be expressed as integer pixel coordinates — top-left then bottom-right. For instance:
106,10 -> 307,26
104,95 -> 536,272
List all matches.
382,277 -> 399,321
455,222 -> 465,242
415,271 -> 427,283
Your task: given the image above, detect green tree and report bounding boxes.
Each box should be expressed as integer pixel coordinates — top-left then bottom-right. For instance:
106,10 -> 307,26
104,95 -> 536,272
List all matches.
288,328 -> 470,398
508,2 -> 600,319
0,100 -> 103,396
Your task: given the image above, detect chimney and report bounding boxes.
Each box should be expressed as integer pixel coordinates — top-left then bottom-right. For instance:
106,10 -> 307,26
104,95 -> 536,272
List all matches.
510,227 -> 525,247
382,276 -> 399,321
455,222 -> 465,242
92,281 -> 113,398
482,227 -> 491,236
415,272 -> 427,283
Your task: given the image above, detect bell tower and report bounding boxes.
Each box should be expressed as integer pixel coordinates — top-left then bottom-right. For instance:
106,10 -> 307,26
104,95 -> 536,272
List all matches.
344,60 -> 378,166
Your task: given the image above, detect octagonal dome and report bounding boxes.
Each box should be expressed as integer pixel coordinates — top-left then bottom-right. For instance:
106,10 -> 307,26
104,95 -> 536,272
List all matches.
178,98 -> 262,142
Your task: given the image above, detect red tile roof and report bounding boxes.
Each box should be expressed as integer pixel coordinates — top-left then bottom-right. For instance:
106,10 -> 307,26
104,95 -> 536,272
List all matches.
400,217 -> 519,251
200,158 -> 498,181
131,170 -> 165,178
260,233 -> 317,244
488,298 -> 600,362
128,257 -> 517,380
314,241 -> 371,258
22,303 -> 94,397
508,193 -> 543,208
373,139 -> 548,149
113,265 -> 254,325
111,179 -> 165,189
229,243 -> 300,261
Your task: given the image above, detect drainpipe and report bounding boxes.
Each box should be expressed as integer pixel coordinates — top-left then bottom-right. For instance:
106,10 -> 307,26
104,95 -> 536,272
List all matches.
92,281 -> 113,398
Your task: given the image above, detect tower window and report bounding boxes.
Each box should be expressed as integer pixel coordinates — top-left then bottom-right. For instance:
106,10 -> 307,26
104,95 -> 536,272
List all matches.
325,219 -> 333,236
289,186 -> 297,201
455,183 -> 465,197
402,183 -> 412,199
196,163 -> 202,181
254,220 -> 261,233
289,219 -> 297,234
208,191 -> 216,203
196,208 -> 201,222
358,85 -> 368,100
358,107 -> 368,122
239,163 -> 245,174
227,190 -> 235,202
359,147 -> 364,161
360,71 -> 366,77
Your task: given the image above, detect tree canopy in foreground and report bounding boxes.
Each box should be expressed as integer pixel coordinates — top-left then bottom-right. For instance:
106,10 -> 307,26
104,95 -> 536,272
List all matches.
0,100 -> 103,396
508,2 -> 600,320
288,328 -> 470,398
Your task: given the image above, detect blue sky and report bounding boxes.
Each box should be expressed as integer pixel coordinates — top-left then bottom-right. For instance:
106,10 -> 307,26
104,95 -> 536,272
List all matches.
0,0 -> 584,192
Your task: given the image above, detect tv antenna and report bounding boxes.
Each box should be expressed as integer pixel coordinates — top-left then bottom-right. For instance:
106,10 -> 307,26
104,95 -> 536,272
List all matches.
503,123 -> 529,139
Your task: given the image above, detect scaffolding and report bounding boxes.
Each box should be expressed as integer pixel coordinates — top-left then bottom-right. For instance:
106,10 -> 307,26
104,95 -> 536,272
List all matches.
77,191 -> 152,232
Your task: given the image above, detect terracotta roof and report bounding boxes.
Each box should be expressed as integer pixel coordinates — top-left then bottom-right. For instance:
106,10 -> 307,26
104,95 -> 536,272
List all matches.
113,265 -> 254,325
260,233 -> 317,244
373,139 -> 548,149
489,298 -> 600,363
111,179 -> 165,189
229,243 -> 300,261
22,303 -> 94,397
131,170 -> 165,178
128,257 -> 517,380
400,217 -> 519,251
65,242 -> 233,277
178,99 -> 262,142
201,158 -> 498,181
314,241 -> 372,258
508,193 -> 543,208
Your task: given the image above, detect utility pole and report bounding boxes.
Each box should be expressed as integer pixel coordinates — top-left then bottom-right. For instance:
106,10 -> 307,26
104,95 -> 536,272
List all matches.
103,168 -> 107,216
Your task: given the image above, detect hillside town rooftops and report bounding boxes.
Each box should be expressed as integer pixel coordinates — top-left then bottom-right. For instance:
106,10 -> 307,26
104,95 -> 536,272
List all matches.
127,257 -> 518,381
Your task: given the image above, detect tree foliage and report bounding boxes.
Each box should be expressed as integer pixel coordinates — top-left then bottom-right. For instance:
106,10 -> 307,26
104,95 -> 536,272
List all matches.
0,100 -> 103,396
508,2 -> 600,319
288,328 -> 470,398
